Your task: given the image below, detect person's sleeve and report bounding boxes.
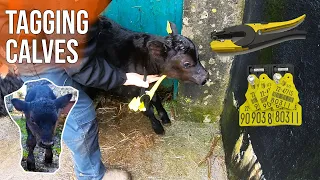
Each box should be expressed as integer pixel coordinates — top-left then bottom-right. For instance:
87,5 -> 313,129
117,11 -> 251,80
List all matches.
0,0 -> 8,46
64,20 -> 127,91
0,0 -> 13,51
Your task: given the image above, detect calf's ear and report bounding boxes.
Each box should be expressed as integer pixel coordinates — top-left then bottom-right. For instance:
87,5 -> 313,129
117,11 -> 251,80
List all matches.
147,41 -> 168,60
167,21 -> 178,35
55,94 -> 72,109
11,98 -> 28,111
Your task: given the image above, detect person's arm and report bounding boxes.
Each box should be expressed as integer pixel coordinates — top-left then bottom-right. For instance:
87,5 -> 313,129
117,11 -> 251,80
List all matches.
0,0 -> 18,75
64,20 -> 159,90
65,53 -> 128,91
0,0 -> 159,89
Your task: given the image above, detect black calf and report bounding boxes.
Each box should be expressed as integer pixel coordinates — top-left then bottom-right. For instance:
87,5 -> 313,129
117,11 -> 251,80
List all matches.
94,17 -> 209,134
11,85 -> 72,171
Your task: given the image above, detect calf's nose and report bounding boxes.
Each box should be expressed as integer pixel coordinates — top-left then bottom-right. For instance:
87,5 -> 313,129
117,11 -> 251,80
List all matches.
42,141 -> 54,146
201,79 -> 207,85
200,72 -> 209,85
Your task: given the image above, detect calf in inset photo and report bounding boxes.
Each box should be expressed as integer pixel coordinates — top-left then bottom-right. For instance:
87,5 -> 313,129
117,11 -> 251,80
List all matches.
11,85 -> 72,171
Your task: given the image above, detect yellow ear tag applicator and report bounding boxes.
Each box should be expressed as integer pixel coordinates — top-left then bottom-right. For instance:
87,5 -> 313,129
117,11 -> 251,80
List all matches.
129,75 -> 167,112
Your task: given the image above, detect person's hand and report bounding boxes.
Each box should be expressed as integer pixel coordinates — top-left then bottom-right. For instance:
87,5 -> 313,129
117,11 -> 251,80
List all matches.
124,73 -> 161,88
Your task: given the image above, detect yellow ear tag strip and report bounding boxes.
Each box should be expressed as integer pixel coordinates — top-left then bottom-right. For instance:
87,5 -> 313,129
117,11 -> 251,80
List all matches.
245,74 -> 260,111
240,72 -> 302,127
239,100 -> 274,126
255,74 -> 274,110
128,97 -> 144,112
128,75 -> 167,112
267,73 -> 299,110
166,21 -> 173,34
146,75 -> 167,99
269,73 -> 282,110
239,100 -> 302,127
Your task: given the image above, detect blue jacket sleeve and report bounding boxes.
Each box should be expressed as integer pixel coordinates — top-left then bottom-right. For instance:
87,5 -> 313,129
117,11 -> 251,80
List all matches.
64,20 -> 127,91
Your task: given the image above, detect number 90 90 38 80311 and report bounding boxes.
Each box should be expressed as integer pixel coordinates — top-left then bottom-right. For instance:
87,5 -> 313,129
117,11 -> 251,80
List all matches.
239,101 -> 302,126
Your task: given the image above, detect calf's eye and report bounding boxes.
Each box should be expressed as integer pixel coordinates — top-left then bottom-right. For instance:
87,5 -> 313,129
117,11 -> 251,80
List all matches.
183,62 -> 192,68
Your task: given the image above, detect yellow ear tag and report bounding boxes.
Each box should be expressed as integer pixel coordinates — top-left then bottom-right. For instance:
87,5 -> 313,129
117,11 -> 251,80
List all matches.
240,73 -> 302,127
239,100 -> 302,127
267,73 -> 299,110
255,74 -> 274,110
269,73 -> 282,110
128,97 -> 142,112
128,97 -> 147,112
245,74 -> 260,111
145,75 -> 167,99
239,100 -> 274,126
166,21 -> 173,34
128,75 -> 167,112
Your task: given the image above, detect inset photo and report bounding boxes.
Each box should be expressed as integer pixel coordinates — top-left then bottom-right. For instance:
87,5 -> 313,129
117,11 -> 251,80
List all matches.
4,78 -> 78,173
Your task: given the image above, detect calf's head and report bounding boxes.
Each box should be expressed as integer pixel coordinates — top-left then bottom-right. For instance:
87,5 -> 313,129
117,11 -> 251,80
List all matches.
147,22 -> 209,85
11,94 -> 72,149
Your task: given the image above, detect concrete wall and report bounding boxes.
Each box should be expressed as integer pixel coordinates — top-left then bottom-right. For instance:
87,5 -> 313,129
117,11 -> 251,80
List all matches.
177,0 -> 245,179
177,0 -> 244,123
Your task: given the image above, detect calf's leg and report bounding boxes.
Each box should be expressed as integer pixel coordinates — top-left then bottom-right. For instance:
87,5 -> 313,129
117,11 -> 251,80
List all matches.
45,148 -> 53,164
26,129 -> 36,171
143,105 -> 165,135
151,94 -> 171,125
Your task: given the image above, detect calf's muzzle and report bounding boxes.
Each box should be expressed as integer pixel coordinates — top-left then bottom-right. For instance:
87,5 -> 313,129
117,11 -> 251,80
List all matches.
39,140 -> 54,149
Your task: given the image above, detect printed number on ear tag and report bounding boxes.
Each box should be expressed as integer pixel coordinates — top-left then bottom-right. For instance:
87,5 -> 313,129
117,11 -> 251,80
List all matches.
240,72 -> 302,127
239,101 -> 302,126
255,74 -> 274,111
267,73 -> 299,110
239,101 -> 273,126
245,74 -> 260,111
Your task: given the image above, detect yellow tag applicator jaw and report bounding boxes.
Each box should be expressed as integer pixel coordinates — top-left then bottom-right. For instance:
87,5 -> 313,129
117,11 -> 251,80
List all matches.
211,14 -> 307,56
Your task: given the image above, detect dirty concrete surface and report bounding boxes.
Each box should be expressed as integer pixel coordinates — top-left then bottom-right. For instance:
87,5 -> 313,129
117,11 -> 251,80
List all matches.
1,99 -> 216,180
179,0 -> 244,179
10,114 -> 62,173
0,116 -> 75,180
179,0 -> 244,122
97,98 -> 217,180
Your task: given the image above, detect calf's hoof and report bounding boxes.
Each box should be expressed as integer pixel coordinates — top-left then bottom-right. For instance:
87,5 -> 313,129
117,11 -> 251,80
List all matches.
153,125 -> 165,135
45,156 -> 53,164
151,119 -> 165,135
102,169 -> 132,180
162,119 -> 172,126
159,112 -> 171,126
45,149 -> 53,164
27,161 -> 36,171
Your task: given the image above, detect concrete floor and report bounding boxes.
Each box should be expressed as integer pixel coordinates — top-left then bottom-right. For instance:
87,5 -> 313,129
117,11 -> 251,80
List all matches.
0,104 -> 225,180
0,116 -> 75,180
